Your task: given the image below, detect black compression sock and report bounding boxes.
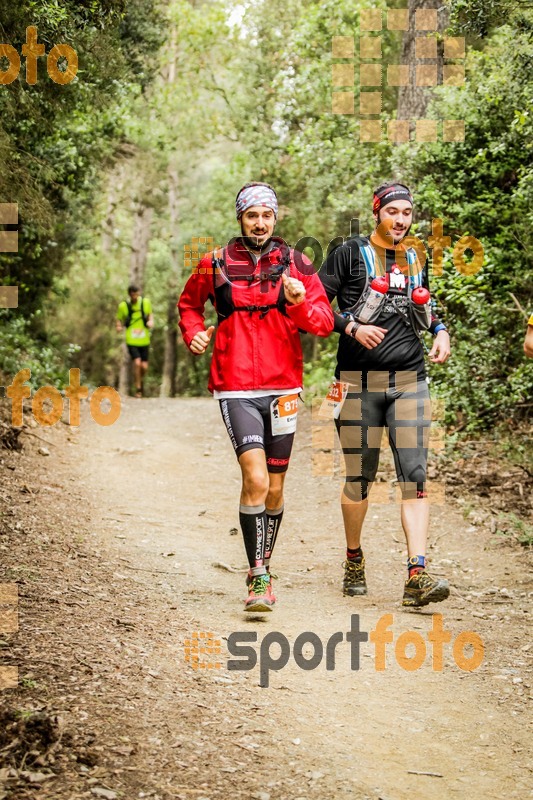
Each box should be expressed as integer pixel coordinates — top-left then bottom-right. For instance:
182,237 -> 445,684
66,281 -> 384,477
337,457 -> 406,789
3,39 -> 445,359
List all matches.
264,505 -> 284,566
239,504 -> 267,570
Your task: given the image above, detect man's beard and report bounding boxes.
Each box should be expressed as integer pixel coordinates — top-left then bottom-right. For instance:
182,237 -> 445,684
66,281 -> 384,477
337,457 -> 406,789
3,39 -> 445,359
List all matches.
378,212 -> 412,244
241,227 -> 273,252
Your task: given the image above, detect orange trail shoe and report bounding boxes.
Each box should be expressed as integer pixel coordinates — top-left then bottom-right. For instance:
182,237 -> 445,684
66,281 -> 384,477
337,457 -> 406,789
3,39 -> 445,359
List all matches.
244,573 -> 275,613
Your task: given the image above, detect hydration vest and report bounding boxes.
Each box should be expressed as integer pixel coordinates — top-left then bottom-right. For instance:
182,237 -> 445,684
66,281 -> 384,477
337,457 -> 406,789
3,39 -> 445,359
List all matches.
345,236 -> 431,335
211,244 -> 292,323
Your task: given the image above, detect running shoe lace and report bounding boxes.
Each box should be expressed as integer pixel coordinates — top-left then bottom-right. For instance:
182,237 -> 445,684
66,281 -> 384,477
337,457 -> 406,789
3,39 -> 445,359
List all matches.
250,574 -> 269,595
414,571 -> 433,587
344,559 -> 365,579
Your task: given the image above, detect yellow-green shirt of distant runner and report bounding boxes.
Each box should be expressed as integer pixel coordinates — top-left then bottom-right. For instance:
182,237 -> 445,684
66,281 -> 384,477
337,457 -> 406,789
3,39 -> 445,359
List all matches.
117,297 -> 152,346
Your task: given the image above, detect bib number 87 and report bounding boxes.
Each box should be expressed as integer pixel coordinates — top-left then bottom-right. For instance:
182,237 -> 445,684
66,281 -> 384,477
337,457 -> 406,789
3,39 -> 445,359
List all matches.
283,398 -> 298,414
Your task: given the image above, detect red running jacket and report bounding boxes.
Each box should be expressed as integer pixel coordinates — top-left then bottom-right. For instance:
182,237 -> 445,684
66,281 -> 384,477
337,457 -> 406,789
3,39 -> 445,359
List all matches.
178,237 -> 334,394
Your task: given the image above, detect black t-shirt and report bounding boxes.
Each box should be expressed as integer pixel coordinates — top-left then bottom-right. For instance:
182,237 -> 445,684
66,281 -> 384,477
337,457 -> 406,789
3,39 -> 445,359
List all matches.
319,236 -> 441,379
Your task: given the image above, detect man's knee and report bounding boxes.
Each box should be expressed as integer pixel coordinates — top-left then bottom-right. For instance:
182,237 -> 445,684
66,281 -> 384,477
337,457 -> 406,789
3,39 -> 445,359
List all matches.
243,467 -> 269,498
343,478 -> 368,503
266,485 -> 284,509
399,464 -> 427,499
407,464 -> 426,485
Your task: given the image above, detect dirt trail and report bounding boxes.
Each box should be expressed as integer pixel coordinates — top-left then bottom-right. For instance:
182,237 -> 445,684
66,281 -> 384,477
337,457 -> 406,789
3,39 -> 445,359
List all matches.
1,396 -> 532,800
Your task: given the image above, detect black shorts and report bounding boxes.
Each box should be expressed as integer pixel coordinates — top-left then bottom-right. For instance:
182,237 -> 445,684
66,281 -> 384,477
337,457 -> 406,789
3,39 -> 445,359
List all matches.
219,396 -> 296,473
335,373 -> 431,501
127,345 -> 149,362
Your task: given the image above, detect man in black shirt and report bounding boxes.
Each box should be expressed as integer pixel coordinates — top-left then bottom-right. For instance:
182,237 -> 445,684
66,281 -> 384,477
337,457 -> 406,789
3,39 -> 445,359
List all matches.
319,182 -> 451,607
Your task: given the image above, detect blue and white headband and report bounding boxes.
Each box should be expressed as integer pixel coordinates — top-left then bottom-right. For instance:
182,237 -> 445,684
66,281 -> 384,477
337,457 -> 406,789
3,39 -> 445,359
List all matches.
235,184 -> 278,219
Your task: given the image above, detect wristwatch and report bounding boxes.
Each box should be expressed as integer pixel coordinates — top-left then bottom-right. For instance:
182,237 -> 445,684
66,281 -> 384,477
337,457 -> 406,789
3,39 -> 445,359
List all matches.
349,322 -> 361,339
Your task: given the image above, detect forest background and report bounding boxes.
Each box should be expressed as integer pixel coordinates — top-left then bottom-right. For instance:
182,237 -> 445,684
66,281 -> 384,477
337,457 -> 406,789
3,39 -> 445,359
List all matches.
0,0 -> 531,472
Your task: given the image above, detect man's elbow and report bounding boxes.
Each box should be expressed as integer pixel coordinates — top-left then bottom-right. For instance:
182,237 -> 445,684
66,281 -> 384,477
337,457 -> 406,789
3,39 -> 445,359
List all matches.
318,324 -> 334,338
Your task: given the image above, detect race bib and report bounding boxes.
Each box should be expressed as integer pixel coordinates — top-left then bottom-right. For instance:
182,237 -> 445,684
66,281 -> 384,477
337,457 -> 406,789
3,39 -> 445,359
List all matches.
270,394 -> 299,436
131,328 -> 145,339
317,380 -> 348,420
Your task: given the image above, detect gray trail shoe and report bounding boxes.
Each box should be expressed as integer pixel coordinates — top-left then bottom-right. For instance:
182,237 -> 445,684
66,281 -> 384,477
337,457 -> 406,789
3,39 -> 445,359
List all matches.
402,570 -> 450,607
342,557 -> 367,596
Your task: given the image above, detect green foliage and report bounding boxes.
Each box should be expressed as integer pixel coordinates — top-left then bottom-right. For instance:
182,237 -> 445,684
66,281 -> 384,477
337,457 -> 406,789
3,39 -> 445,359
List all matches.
0,0 -> 165,318
492,421 -> 533,474
448,0 -> 527,36
394,13 -> 533,430
2,0 -> 531,435
51,251 -> 125,387
303,340 -> 338,404
0,310 -> 74,387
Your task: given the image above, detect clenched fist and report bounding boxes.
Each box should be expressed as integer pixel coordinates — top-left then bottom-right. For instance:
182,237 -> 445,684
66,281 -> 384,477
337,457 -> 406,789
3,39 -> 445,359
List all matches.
282,273 -> 306,305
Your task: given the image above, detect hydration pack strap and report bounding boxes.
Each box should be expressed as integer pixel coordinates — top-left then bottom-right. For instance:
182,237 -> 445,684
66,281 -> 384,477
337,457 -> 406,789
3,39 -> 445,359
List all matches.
212,246 -> 291,321
125,297 -> 147,329
231,303 -> 280,319
359,242 -> 422,288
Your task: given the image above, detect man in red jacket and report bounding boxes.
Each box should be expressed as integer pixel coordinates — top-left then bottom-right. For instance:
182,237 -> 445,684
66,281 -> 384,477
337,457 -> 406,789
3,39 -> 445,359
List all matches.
178,182 -> 333,612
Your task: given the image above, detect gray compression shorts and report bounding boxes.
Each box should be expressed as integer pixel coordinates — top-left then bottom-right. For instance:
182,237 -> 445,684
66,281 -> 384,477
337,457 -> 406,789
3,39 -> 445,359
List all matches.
334,373 -> 431,501
219,396 -> 295,473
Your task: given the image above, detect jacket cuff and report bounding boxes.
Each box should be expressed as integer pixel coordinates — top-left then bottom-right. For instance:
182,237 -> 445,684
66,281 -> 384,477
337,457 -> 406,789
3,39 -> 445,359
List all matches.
285,298 -> 312,320
182,324 -> 205,348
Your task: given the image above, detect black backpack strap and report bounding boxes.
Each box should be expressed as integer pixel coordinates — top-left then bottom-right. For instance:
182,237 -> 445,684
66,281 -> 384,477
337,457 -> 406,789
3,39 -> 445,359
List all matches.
212,243 -> 292,321
212,248 -> 230,322
211,248 -> 225,290
275,243 -> 292,316
139,296 -> 148,328
231,301 -> 281,318
125,297 -> 148,328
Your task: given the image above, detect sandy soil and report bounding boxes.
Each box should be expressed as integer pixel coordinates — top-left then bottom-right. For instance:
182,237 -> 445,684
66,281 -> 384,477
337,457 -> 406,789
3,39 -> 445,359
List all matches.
0,396 -> 531,800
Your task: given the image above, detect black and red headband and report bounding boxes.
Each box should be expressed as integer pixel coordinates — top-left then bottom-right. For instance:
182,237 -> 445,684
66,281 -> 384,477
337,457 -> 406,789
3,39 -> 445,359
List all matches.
373,184 -> 413,213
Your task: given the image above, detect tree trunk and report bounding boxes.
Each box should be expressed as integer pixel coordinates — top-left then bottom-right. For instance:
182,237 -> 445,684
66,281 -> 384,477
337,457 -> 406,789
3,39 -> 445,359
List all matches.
101,181 -> 116,255
397,1 -> 449,123
160,295 -> 178,397
119,201 -> 153,396
130,202 -> 153,289
160,164 -> 179,398
160,41 -> 180,398
102,164 -> 125,255
118,342 -> 131,397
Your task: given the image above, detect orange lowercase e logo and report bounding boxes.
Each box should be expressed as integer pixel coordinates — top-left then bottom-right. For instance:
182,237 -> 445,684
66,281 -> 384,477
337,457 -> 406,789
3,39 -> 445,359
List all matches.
184,632 -> 222,670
